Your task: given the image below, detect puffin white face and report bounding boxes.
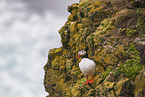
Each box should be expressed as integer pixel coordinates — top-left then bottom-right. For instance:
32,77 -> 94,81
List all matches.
78,50 -> 87,58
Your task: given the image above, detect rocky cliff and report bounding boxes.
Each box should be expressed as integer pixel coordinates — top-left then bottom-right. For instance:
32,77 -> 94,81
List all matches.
44,0 -> 145,97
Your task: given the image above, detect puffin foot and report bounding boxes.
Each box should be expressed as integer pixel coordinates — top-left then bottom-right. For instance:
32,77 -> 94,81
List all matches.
84,76 -> 89,84
89,75 -> 94,83
89,79 -> 93,83
84,80 -> 90,84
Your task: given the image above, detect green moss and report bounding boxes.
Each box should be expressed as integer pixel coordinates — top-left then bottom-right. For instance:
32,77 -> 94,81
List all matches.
126,27 -> 138,37
128,42 -> 136,51
78,78 -> 87,85
119,26 -> 139,37
101,42 -> 143,81
119,28 -> 126,35
136,8 -> 145,16
101,68 -> 112,78
95,18 -> 113,35
124,58 -> 143,80
113,57 -> 142,80
79,1 -> 88,8
136,14 -> 145,38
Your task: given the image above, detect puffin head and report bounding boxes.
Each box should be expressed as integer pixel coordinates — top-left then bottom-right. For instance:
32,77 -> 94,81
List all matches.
78,50 -> 87,58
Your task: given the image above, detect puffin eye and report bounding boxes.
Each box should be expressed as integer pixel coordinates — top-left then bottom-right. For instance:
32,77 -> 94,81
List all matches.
81,50 -> 86,55
79,50 -> 86,56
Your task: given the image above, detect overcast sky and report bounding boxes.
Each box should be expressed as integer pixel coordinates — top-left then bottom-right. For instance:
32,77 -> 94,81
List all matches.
21,0 -> 80,17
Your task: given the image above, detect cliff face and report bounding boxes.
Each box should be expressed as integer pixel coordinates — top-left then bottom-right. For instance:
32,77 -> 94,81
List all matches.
44,0 -> 145,97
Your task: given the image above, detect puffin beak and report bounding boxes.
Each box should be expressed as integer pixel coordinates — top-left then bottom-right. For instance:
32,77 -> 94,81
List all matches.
78,54 -> 79,58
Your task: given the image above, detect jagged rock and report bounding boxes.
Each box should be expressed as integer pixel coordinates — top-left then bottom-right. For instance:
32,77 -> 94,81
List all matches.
114,9 -> 138,28
114,78 -> 134,97
134,69 -> 145,97
95,77 -> 115,96
44,0 -> 145,96
134,38 -> 145,65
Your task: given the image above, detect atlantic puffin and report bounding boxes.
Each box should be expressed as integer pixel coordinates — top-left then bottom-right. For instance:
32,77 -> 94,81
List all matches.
78,50 -> 96,84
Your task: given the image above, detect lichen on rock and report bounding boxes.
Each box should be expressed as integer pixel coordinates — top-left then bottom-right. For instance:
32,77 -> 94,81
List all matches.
134,69 -> 145,97
44,0 -> 145,96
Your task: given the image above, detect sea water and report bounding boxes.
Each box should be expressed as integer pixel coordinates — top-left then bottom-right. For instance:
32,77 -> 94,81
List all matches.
0,0 -> 63,97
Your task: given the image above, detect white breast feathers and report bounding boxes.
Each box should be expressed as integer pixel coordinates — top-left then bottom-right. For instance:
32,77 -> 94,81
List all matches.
79,58 -> 96,76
